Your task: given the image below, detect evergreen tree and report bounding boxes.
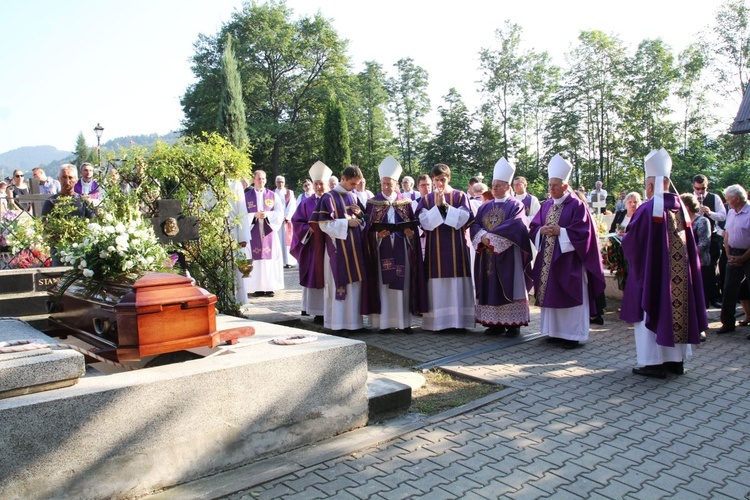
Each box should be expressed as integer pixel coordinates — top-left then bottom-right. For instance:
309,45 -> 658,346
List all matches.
74,132 -> 92,166
181,3 -> 348,178
322,97 -> 351,171
217,34 -> 249,150
423,88 -> 474,173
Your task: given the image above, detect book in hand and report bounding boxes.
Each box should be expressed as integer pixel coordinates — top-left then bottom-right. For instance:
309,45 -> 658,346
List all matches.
370,220 -> 419,233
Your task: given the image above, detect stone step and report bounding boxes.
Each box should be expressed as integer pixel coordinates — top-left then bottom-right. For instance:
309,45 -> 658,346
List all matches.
0,293 -> 50,317
367,373 -> 412,423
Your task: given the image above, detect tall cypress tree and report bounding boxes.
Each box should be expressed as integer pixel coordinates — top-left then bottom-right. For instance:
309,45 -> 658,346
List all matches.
322,97 -> 351,170
217,34 -> 248,149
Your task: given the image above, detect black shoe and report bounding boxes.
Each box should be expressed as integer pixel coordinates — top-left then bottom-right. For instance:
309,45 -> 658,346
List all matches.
313,315 -> 324,324
590,315 -> 604,325
400,327 -> 414,334
253,291 -> 264,297
283,264 -> 293,269
716,326 -> 736,334
265,291 -> 275,297
561,339 -> 581,349
301,310 -> 309,317
663,361 -> 684,375
505,326 -> 521,337
546,336 -> 564,344
485,325 -> 506,335
378,328 -> 391,334
633,365 -> 667,379
710,300 -> 723,308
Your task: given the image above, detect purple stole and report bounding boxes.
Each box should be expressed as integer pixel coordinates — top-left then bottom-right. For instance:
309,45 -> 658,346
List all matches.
528,194 -> 606,310
520,194 -> 533,215
74,180 -> 99,198
312,189 -> 367,302
290,195 -> 324,289
245,189 -> 276,260
620,193 -> 707,345
470,198 -> 533,308
366,194 -> 410,290
415,190 -> 473,279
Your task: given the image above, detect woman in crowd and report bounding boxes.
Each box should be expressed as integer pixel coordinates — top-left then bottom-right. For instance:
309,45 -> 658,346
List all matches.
681,192 -> 711,341
609,191 -> 642,234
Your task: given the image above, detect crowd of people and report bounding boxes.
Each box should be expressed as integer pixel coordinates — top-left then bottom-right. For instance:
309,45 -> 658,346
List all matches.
259,151 -> 746,378
5,151 -> 748,378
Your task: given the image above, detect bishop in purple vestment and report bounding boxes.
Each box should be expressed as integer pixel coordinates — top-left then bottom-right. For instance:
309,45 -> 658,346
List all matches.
471,158 -> 532,336
291,162 -> 331,321
620,149 -> 707,379
529,155 -> 606,348
364,157 -> 427,331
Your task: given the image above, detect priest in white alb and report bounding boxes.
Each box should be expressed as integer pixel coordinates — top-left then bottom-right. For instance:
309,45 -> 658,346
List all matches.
244,170 -> 285,297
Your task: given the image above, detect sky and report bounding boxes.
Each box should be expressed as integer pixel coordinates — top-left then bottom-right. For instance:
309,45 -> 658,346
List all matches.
0,0 -> 732,154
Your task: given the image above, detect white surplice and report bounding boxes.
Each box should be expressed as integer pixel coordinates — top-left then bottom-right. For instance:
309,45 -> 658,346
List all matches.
245,188 -> 285,293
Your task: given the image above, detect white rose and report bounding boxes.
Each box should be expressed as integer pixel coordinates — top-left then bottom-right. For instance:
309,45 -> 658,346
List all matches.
82,269 -> 95,278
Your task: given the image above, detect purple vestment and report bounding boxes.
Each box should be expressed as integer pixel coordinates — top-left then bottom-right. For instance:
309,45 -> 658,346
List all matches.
520,194 -> 532,215
471,198 -> 533,308
312,189 -> 369,306
415,190 -> 474,279
74,180 -> 99,199
529,194 -> 606,309
365,193 -> 427,314
291,195 -> 324,289
245,189 -> 277,260
620,193 -> 707,346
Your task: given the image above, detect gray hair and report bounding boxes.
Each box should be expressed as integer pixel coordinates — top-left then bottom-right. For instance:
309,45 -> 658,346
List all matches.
625,191 -> 641,204
59,163 -> 78,179
724,184 -> 747,203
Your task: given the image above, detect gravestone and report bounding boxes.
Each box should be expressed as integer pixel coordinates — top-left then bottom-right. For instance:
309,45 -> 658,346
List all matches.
0,317 -> 84,399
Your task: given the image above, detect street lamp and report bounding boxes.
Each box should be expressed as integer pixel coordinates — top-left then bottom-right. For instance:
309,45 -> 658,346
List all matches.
94,123 -> 104,167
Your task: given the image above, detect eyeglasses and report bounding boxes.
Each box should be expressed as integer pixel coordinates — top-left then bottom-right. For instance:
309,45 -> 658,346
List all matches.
14,174 -> 23,178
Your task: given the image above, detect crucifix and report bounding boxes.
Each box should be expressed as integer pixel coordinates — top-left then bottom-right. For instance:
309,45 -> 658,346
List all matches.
149,199 -> 199,245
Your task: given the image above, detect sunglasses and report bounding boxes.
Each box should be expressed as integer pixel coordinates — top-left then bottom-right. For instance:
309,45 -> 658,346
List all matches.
14,174 -> 23,178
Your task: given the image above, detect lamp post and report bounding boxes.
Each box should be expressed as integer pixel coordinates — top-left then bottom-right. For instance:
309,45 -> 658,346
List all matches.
94,123 -> 104,167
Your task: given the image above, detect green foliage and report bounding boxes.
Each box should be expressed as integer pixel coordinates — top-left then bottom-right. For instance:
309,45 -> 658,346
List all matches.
182,1 -> 348,179
387,58 -> 431,174
74,132 -> 94,166
43,197 -> 91,257
112,133 -> 253,316
217,34 -> 249,149
322,97 -> 351,170
423,88 -> 474,173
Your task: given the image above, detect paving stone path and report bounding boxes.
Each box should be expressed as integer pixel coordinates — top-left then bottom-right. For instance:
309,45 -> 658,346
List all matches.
163,269 -> 750,499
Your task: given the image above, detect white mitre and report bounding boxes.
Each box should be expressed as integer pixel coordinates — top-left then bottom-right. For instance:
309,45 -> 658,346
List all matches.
644,148 -> 673,219
493,157 -> 515,183
308,160 -> 332,183
548,154 -> 572,183
378,155 -> 403,181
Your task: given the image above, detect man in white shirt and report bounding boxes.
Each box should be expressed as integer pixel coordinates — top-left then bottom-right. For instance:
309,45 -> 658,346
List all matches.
587,180 -> 608,205
32,167 -> 60,195
513,176 -> 540,223
401,175 -> 419,201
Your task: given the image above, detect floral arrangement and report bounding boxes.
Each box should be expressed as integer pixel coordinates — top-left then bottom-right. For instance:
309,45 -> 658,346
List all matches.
57,212 -> 172,294
1,210 -> 50,268
601,234 -> 628,290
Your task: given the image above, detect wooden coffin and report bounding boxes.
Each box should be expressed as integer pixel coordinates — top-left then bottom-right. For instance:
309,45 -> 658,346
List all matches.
46,273 -> 232,362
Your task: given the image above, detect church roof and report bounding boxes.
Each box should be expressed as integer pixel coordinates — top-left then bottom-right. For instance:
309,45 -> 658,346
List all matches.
731,83 -> 750,134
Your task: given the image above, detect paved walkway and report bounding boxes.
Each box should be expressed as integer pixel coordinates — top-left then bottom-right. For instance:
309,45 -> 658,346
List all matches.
161,269 -> 750,499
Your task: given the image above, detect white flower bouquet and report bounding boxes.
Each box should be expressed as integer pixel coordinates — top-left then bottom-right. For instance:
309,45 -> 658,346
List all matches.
57,212 -> 172,293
